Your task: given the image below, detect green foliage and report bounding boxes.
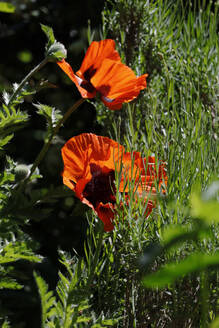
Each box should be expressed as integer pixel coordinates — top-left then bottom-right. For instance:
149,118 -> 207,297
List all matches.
0,2 -> 15,13
0,239 -> 42,294
0,135 -> 13,150
34,253 -> 120,328
143,252 -> 219,288
0,241 -> 42,264
1,320 -> 11,328
33,103 -> 62,139
211,317 -> 219,328
34,272 -> 56,327
0,104 -> 28,137
191,192 -> 219,224
0,277 -> 23,290
140,183 -> 219,327
41,24 -> 56,49
0,0 -> 218,327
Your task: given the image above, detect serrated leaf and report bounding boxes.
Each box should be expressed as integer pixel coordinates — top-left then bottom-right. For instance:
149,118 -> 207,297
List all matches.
0,2 -> 15,13
0,104 -> 29,137
0,277 -> 23,290
34,272 -> 56,326
0,241 -> 42,264
143,252 -> 219,288
33,103 -> 62,130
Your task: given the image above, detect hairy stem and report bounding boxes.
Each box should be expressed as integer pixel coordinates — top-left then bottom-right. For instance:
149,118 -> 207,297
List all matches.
29,98 -> 85,178
8,58 -> 49,105
16,98 -> 85,194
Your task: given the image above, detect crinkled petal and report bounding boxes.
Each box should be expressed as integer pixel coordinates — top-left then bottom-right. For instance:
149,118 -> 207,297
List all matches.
77,39 -> 121,78
62,133 -> 124,189
90,59 -> 147,109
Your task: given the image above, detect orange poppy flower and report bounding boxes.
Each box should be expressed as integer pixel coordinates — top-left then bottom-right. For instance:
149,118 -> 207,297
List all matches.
57,39 -> 147,110
61,133 -> 167,231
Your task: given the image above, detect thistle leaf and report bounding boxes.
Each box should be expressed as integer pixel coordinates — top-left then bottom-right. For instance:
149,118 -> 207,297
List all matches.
0,104 -> 28,137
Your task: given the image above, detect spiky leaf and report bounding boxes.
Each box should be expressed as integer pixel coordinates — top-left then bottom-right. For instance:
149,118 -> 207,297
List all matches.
34,272 -> 56,328
0,104 -> 28,137
0,277 -> 23,290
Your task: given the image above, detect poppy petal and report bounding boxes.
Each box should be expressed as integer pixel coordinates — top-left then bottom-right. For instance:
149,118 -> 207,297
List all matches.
90,59 -> 147,109
77,39 -> 121,79
62,133 -> 124,186
119,153 -> 167,195
61,133 -> 167,231
57,59 -> 96,98
96,202 -> 115,231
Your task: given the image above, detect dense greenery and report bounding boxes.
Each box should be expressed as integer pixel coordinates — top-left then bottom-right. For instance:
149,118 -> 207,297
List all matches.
0,0 -> 218,327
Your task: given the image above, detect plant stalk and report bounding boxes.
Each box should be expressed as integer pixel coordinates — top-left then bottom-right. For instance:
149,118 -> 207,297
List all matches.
87,224 -> 104,289
29,98 -> 85,179
8,58 -> 49,105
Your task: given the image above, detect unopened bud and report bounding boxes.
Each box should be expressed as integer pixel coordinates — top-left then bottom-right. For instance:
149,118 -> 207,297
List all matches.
14,164 -> 30,181
46,41 -> 67,62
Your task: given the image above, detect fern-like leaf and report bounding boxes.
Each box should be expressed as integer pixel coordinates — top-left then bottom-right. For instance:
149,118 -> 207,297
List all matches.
0,277 -> 23,290
0,104 -> 28,137
34,272 -> 56,328
0,241 -> 43,264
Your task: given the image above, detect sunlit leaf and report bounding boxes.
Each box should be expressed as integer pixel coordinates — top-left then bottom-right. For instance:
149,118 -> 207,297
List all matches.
143,252 -> 219,288
0,104 -> 29,137
0,2 -> 15,13
0,277 -> 23,290
41,24 -> 55,48
0,134 -> 14,150
0,241 -> 43,264
191,193 -> 219,223
2,320 -> 11,328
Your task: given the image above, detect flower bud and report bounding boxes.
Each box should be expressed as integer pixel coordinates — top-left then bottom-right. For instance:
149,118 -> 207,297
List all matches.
14,164 -> 30,181
46,41 -> 67,62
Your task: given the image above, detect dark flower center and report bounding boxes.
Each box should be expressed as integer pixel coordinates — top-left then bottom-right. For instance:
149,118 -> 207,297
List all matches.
83,66 -> 97,81
80,66 -> 97,93
83,163 -> 116,207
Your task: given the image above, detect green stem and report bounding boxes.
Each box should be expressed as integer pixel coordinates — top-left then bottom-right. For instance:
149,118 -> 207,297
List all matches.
8,58 -> 49,105
87,224 -> 104,288
29,98 -> 85,179
200,270 -> 209,328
